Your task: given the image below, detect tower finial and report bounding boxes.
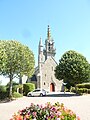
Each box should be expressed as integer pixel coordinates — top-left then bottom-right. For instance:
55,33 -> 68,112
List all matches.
47,25 -> 51,40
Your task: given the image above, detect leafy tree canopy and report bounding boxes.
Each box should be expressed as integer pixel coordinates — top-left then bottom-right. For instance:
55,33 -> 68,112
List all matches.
55,50 -> 90,86
0,40 -> 35,98
0,40 -> 35,78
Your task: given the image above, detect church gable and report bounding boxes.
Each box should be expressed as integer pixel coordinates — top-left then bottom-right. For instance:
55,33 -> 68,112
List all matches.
42,56 -> 57,69
41,57 -> 57,84
41,56 -> 63,92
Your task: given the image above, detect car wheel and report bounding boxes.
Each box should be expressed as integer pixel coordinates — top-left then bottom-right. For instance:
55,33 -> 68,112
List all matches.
40,93 -> 43,96
28,94 -> 31,97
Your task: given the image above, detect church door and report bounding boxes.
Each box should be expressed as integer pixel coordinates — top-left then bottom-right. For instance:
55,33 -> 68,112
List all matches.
50,83 -> 55,92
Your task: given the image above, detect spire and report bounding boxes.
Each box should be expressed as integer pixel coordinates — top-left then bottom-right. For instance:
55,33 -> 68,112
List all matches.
39,37 -> 43,46
47,25 -> 51,40
39,37 -> 43,52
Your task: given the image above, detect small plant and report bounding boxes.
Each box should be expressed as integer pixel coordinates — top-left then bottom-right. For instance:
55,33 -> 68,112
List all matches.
10,102 -> 80,120
12,92 -> 23,98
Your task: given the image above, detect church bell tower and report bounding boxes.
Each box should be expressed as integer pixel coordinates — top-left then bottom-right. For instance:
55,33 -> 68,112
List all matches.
43,25 -> 56,60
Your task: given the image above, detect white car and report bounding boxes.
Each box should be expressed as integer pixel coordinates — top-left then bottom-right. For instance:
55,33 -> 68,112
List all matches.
27,89 -> 46,97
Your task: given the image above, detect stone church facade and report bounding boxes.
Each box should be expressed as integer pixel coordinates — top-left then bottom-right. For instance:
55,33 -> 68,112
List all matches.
28,25 -> 63,92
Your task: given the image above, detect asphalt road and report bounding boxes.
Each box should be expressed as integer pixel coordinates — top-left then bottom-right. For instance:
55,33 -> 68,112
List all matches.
0,92 -> 90,120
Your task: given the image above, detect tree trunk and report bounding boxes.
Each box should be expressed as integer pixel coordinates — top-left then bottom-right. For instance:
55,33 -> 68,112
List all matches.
19,75 -> 23,94
19,76 -> 22,84
9,75 -> 13,100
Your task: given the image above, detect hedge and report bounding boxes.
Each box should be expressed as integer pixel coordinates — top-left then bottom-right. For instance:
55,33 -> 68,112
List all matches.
0,85 -> 8,100
76,83 -> 90,89
71,87 -> 90,94
23,83 -> 35,96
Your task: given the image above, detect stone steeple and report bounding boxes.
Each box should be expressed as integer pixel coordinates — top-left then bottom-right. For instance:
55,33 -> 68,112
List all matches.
43,25 -> 56,60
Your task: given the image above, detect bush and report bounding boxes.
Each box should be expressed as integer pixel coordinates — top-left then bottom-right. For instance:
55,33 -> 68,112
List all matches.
12,85 -> 18,92
23,83 -> 35,96
13,84 -> 23,93
0,85 -> 8,100
0,92 -> 8,100
18,84 -> 23,94
88,89 -> 90,94
83,88 -> 88,93
76,83 -> 90,89
10,102 -> 80,120
75,83 -> 90,94
12,92 -> 23,98
70,87 -> 76,93
76,88 -> 83,95
70,85 -> 90,94
6,81 -> 19,94
0,85 -> 6,92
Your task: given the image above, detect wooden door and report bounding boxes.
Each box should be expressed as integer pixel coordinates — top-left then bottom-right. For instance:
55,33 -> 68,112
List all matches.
50,83 -> 55,92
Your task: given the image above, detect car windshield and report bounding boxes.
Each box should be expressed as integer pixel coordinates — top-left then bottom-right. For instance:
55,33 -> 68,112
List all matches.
33,89 -> 45,92
33,89 -> 40,92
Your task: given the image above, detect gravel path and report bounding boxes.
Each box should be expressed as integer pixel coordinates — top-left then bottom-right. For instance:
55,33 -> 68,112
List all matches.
0,94 -> 90,120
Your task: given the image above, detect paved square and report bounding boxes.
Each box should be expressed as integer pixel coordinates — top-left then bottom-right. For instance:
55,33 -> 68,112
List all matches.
0,94 -> 90,120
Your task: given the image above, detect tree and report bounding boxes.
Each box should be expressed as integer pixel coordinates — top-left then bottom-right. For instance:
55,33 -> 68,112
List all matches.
0,40 -> 35,98
55,50 -> 90,87
16,44 -> 35,84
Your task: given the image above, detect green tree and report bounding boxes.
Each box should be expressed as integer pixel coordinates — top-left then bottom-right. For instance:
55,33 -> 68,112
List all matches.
0,40 -> 35,98
16,45 -> 35,84
55,50 -> 90,87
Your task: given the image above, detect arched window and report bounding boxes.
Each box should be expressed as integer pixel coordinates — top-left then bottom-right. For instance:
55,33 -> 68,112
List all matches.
44,82 -> 45,85
48,43 -> 50,51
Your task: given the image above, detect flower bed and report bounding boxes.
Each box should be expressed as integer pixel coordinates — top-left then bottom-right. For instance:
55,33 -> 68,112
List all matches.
10,102 -> 80,120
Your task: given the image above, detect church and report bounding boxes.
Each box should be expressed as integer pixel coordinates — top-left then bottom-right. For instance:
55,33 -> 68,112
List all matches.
27,25 -> 63,92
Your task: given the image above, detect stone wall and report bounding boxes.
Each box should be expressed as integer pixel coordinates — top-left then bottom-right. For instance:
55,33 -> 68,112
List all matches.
41,57 -> 63,92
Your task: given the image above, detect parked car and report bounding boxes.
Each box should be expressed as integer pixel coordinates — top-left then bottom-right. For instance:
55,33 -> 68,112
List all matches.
27,88 -> 46,97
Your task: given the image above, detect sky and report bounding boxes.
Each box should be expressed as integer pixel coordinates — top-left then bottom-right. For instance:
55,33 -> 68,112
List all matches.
0,0 -> 90,84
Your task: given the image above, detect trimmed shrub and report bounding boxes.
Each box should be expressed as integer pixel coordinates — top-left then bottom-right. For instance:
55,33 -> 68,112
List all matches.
12,92 -> 23,98
71,85 -> 90,94
70,87 -> 76,93
23,83 -> 35,96
76,88 -> 83,95
76,83 -> 90,89
88,89 -> 90,94
75,83 -> 90,94
83,88 -> 88,93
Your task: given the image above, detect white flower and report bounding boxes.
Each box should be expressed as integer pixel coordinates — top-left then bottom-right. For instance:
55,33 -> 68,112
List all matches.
56,118 -> 60,120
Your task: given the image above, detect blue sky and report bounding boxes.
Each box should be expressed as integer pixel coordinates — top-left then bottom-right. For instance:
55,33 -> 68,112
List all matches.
0,0 -> 90,84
